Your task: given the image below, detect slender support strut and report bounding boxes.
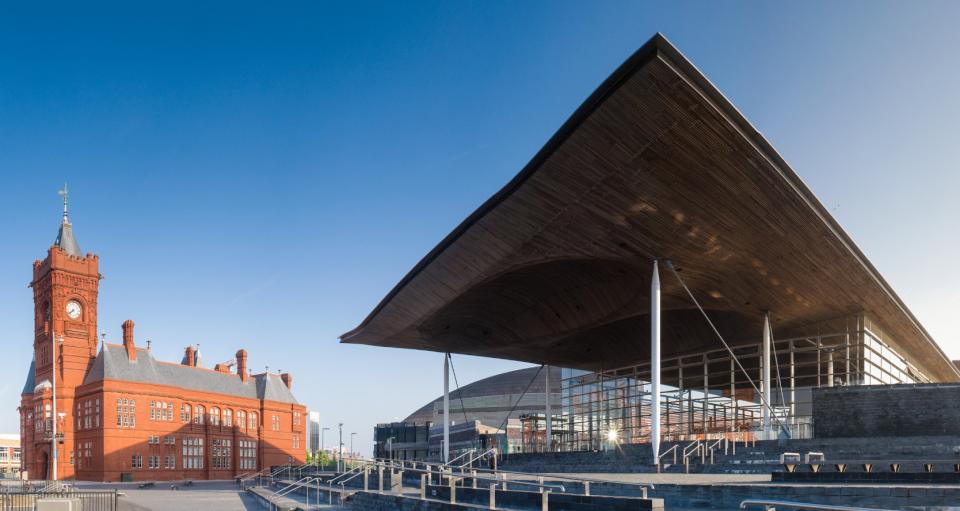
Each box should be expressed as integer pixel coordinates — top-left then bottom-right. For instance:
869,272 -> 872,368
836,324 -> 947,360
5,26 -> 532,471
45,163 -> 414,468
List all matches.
545,365 -> 552,452
762,312 -> 772,437
650,259 -> 661,463
444,353 -> 450,464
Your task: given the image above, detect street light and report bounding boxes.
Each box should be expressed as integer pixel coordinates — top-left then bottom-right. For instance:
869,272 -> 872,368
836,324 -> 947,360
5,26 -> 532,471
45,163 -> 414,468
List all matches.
350,432 -> 356,461
338,423 -> 343,472
51,334 -> 63,481
321,427 -> 330,467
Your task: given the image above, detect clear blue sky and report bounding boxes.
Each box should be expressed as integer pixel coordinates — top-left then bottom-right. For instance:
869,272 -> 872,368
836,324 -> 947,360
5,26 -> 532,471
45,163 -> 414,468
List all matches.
2,2 -> 959,456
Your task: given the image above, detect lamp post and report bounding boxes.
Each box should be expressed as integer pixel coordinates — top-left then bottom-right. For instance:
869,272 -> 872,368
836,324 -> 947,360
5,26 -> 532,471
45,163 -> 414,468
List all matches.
321,427 -> 330,467
338,423 -> 343,472
350,432 -> 356,461
51,333 -> 63,481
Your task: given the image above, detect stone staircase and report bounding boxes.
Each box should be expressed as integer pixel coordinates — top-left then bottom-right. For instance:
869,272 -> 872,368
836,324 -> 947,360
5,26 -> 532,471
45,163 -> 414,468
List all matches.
498,435 -> 960,475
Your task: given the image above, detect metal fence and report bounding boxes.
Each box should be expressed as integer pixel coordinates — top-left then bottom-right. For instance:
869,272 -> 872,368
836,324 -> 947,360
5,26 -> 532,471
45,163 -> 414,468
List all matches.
0,490 -> 118,511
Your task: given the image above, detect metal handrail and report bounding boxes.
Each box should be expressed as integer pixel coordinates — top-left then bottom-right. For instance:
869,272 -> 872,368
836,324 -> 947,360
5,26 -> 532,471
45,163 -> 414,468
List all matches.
328,463 -> 365,485
273,476 -> 316,498
444,449 -> 476,467
682,439 -> 701,460
658,444 -> 680,464
741,499 -> 889,511
457,448 -> 497,468
373,457 -> 655,498
373,459 -> 567,493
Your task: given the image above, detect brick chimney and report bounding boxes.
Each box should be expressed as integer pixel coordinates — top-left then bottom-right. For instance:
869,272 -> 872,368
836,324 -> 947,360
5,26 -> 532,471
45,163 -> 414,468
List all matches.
280,372 -> 292,390
183,346 -> 196,367
122,320 -> 136,361
236,349 -> 248,382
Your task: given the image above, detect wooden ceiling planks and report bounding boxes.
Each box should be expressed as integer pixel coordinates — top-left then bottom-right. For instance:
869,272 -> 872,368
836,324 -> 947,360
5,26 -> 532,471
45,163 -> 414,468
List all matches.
341,34 -> 958,382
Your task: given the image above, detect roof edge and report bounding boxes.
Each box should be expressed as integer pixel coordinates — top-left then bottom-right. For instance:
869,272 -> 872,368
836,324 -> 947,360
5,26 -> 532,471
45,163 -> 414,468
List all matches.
340,33 -> 958,381
340,32 -> 670,343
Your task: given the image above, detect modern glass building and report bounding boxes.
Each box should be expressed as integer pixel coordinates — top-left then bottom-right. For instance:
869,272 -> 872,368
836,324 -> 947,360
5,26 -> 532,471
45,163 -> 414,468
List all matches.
342,34 -> 958,458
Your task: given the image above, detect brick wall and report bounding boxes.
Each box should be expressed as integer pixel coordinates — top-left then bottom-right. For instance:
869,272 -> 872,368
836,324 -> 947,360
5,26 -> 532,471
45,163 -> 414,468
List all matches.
813,383 -> 960,438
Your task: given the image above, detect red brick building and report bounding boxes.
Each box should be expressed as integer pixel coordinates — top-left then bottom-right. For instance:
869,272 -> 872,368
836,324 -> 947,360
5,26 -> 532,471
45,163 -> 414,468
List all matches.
19,193 -> 306,481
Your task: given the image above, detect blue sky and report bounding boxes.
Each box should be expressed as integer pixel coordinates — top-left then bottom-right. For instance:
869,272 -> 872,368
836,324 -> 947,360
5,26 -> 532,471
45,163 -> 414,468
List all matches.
2,2 -> 959,455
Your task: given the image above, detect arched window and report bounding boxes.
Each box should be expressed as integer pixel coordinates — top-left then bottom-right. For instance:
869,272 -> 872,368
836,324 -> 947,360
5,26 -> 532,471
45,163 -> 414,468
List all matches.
210,407 -> 220,426
249,411 -> 258,430
224,409 -> 232,428
195,405 -> 205,425
181,404 -> 191,423
237,410 -> 246,430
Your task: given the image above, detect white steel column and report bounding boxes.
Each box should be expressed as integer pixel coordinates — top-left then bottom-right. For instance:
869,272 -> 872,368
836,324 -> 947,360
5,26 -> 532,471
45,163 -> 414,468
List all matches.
650,260 -> 661,463
827,351 -> 835,387
762,312 -> 772,437
544,365 -> 552,451
443,353 -> 450,464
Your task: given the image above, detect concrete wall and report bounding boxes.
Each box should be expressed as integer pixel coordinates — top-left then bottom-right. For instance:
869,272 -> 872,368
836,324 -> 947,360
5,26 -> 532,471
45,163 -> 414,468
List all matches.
813,383 -> 960,438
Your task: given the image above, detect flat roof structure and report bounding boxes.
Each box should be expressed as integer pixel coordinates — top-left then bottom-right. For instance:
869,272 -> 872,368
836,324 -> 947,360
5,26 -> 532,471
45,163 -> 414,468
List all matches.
341,34 -> 958,383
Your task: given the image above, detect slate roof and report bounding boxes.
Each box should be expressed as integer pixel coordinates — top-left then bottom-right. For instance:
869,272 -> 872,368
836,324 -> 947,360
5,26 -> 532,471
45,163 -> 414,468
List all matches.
54,221 -> 82,257
82,344 -> 297,404
22,358 -> 35,395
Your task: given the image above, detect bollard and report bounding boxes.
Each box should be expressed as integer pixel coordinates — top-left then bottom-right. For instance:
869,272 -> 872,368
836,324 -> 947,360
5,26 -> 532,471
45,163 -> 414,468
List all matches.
584,481 -> 590,496
710,449 -> 714,465
450,477 -> 457,504
542,489 -> 551,511
502,473 -> 508,491
363,467 -> 369,491
538,476 -> 544,493
489,483 -> 497,510
420,474 -> 427,499
378,465 -> 384,492
472,470 -> 478,489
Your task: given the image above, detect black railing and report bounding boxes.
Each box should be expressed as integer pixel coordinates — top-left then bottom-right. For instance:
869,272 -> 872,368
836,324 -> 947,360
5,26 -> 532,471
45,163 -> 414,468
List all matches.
0,490 -> 118,511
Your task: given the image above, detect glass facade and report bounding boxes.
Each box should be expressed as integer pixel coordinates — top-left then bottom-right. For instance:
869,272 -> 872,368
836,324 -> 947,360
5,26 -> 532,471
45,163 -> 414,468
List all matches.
525,314 -> 930,453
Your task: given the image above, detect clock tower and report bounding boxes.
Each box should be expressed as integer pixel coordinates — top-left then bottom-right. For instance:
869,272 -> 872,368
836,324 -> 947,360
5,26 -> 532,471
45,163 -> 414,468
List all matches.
28,184 -> 101,479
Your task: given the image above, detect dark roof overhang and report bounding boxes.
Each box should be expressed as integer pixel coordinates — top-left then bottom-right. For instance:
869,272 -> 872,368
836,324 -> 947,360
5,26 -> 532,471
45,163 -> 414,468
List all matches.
341,34 -> 959,382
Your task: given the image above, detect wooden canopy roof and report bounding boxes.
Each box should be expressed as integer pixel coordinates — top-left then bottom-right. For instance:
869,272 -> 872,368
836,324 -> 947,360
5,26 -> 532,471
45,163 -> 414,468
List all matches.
341,34 -> 958,382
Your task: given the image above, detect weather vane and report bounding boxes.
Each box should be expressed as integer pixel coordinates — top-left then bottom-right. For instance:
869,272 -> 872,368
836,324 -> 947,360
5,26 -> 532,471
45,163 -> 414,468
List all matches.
57,183 -> 69,222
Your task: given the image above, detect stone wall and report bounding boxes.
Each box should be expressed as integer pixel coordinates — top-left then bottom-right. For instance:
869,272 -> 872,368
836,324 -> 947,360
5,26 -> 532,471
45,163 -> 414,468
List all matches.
813,383 -> 960,438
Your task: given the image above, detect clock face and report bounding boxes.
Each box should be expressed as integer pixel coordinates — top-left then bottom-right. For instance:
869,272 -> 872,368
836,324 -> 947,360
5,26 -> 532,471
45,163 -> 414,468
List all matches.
65,300 -> 82,320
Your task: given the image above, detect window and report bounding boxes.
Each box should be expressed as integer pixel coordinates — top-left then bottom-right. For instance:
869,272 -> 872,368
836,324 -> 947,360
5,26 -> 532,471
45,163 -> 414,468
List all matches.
116,398 -> 136,428
292,435 -> 300,449
69,450 -> 74,465
165,435 -> 176,445
249,412 -> 258,430
181,404 -> 191,423
293,411 -> 301,426
147,435 -> 160,445
224,409 -> 232,428
194,405 -> 205,425
0,450 -> 8,461
77,398 -> 98,430
183,437 -> 204,469
239,440 -> 257,470
237,410 -> 246,430
148,455 -> 160,469
150,401 -> 173,421
131,454 -> 143,469
165,455 -> 175,469
212,438 -> 232,469
271,415 -> 280,431
13,448 -> 20,461
75,442 -> 91,470
210,407 -> 220,426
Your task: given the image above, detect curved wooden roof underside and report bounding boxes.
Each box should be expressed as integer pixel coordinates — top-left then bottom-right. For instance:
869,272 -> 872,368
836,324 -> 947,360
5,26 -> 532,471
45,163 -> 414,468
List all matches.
341,34 -> 958,382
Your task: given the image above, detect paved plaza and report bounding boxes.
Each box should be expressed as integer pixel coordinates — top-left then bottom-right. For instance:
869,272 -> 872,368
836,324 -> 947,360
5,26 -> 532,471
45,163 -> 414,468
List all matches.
72,480 -> 340,511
